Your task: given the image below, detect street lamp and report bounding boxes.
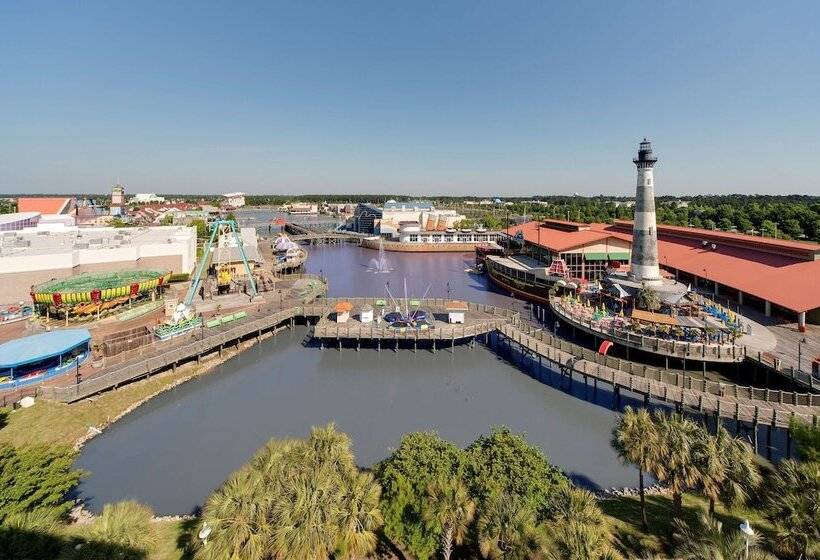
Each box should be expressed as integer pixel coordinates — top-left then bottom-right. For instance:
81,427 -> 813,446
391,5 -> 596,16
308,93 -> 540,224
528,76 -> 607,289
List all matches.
739,519 -> 754,559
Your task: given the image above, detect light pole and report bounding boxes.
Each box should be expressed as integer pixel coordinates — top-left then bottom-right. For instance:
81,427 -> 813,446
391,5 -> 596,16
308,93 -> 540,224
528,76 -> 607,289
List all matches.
739,519 -> 754,559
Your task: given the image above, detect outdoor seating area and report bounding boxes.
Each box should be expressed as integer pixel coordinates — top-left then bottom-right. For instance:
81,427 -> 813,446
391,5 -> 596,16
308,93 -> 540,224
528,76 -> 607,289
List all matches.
553,290 -> 746,345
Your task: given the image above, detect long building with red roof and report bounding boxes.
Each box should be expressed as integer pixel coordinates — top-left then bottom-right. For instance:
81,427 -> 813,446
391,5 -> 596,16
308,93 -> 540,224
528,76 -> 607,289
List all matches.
504,218 -> 820,328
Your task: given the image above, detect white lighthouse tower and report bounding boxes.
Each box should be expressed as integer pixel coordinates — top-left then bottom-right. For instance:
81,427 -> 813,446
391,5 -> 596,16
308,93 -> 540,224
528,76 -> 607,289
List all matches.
628,139 -> 662,285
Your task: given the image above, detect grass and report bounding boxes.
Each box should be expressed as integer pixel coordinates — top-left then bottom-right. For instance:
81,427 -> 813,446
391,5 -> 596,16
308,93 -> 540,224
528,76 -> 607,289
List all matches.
0,357 -> 219,448
601,493 -> 776,558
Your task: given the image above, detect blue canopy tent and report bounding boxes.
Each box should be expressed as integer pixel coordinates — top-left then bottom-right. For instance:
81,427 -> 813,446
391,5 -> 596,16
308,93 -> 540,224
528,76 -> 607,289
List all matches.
0,329 -> 91,388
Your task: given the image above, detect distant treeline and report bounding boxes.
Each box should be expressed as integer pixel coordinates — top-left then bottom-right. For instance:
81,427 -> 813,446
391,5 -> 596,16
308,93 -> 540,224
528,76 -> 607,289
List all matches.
1,193 -> 818,242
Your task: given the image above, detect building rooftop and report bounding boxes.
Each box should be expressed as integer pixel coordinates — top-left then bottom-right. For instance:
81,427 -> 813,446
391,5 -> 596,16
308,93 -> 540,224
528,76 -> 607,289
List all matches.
0,225 -> 195,258
383,200 -> 435,211
0,329 -> 90,369
0,212 -> 40,226
17,197 -> 72,215
505,221 -> 624,252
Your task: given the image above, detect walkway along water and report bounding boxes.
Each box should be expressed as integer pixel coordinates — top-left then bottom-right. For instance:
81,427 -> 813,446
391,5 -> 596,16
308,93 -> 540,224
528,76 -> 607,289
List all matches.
44,287 -> 819,427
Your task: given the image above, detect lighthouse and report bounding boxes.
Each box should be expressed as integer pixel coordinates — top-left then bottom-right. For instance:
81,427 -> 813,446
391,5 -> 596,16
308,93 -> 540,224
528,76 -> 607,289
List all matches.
628,139 -> 662,285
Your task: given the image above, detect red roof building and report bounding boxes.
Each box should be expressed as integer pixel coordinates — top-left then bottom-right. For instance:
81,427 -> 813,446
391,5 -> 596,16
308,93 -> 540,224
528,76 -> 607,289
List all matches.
504,218 -> 820,325
17,197 -> 72,215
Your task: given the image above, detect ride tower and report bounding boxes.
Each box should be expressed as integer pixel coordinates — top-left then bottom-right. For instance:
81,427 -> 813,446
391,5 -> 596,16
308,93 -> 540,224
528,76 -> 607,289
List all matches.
628,139 -> 662,286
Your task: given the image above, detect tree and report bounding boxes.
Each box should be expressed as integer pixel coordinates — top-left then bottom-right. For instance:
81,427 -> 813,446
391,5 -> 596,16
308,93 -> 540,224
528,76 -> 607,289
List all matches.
611,406 -> 660,529
422,476 -> 475,560
197,469 -> 271,560
636,284 -> 662,312
0,444 -> 83,523
477,491 -> 541,560
376,432 -> 464,560
652,412 -> 702,519
542,487 -> 621,560
190,218 -> 209,239
673,512 -> 777,560
763,459 -> 820,560
160,213 -> 175,225
790,418 -> 820,462
463,426 -> 568,523
335,471 -> 383,560
85,500 -> 157,559
198,424 -> 381,560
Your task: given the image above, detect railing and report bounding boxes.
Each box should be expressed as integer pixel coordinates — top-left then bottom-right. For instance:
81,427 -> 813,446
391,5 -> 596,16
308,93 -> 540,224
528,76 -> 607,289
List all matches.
38,276 -> 328,403
498,323 -> 818,428
550,299 -> 745,363
504,321 -> 820,408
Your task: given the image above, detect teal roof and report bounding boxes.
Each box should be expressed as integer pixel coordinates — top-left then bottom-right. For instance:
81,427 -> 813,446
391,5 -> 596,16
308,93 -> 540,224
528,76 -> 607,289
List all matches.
0,329 -> 90,369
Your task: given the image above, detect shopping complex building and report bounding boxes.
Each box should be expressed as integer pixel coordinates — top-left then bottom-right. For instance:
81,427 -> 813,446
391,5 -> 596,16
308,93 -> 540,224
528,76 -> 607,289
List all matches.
501,218 -> 820,328
0,225 -> 197,304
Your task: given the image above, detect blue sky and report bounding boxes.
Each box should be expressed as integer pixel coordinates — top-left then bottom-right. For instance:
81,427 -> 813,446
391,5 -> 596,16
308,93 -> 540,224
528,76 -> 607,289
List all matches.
1,1 -> 818,196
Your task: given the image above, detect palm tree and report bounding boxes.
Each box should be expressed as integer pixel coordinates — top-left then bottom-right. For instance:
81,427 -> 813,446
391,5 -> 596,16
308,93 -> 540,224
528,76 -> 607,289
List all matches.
653,412 -> 702,518
196,469 -> 271,560
335,471 -> 383,560
611,406 -> 660,529
695,426 -> 761,516
88,500 -> 157,555
763,459 -> 820,560
543,487 -> 621,560
300,423 -> 356,474
673,512 -> 777,559
422,475 -> 476,560
477,491 -> 540,559
271,469 -> 342,560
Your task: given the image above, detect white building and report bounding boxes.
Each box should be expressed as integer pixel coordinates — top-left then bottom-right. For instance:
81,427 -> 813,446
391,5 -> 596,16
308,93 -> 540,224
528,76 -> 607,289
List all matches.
397,221 -> 501,245
378,200 -> 465,239
131,193 -> 166,204
0,225 -> 196,304
223,192 -> 246,208
288,203 -> 319,215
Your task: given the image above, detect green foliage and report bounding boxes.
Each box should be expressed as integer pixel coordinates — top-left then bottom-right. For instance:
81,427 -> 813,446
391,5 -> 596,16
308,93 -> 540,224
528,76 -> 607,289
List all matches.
790,418 -> 820,462
0,444 -> 83,523
160,213 -> 175,225
482,213 -> 506,230
190,218 -> 209,239
376,427 -> 569,559
763,459 -> 820,560
542,487 -> 621,560
673,511 -> 776,560
463,426 -> 569,522
611,407 -> 660,529
375,431 -> 463,560
421,476 -> 475,560
636,285 -> 662,312
195,423 -> 382,560
477,491 -> 541,560
80,500 -> 156,559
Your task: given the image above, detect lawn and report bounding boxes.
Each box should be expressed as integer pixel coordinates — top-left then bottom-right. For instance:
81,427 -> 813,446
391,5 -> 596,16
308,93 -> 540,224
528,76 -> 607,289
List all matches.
0,354 -> 224,448
601,492 -> 776,558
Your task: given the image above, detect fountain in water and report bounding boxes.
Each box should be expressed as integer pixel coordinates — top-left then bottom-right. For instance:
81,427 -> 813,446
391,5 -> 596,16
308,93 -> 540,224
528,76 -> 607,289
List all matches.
368,238 -> 393,273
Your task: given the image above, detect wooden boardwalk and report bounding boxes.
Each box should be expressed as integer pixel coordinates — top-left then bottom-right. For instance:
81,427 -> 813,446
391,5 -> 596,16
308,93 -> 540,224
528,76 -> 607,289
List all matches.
497,321 -> 818,429
31,289 -> 819,430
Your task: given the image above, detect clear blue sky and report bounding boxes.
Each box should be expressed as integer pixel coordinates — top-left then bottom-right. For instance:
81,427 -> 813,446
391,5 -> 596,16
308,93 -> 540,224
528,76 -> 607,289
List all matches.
1,1 -> 818,196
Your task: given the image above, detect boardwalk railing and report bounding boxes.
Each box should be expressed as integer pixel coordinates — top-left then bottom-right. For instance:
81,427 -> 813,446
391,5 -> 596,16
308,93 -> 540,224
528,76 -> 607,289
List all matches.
551,299 -> 745,363
32,289 -> 819,426
39,276 -> 328,403
508,321 -> 820,408
498,323 -> 817,428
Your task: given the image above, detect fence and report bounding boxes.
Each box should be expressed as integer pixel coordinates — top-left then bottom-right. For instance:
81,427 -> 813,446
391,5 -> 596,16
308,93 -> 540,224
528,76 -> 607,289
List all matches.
551,299 -> 745,363
506,321 -> 820,408
498,323 -> 817,428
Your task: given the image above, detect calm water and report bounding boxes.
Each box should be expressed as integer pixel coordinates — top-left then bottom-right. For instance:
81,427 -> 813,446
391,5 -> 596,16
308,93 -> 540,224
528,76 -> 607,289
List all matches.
76,245 -> 637,515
